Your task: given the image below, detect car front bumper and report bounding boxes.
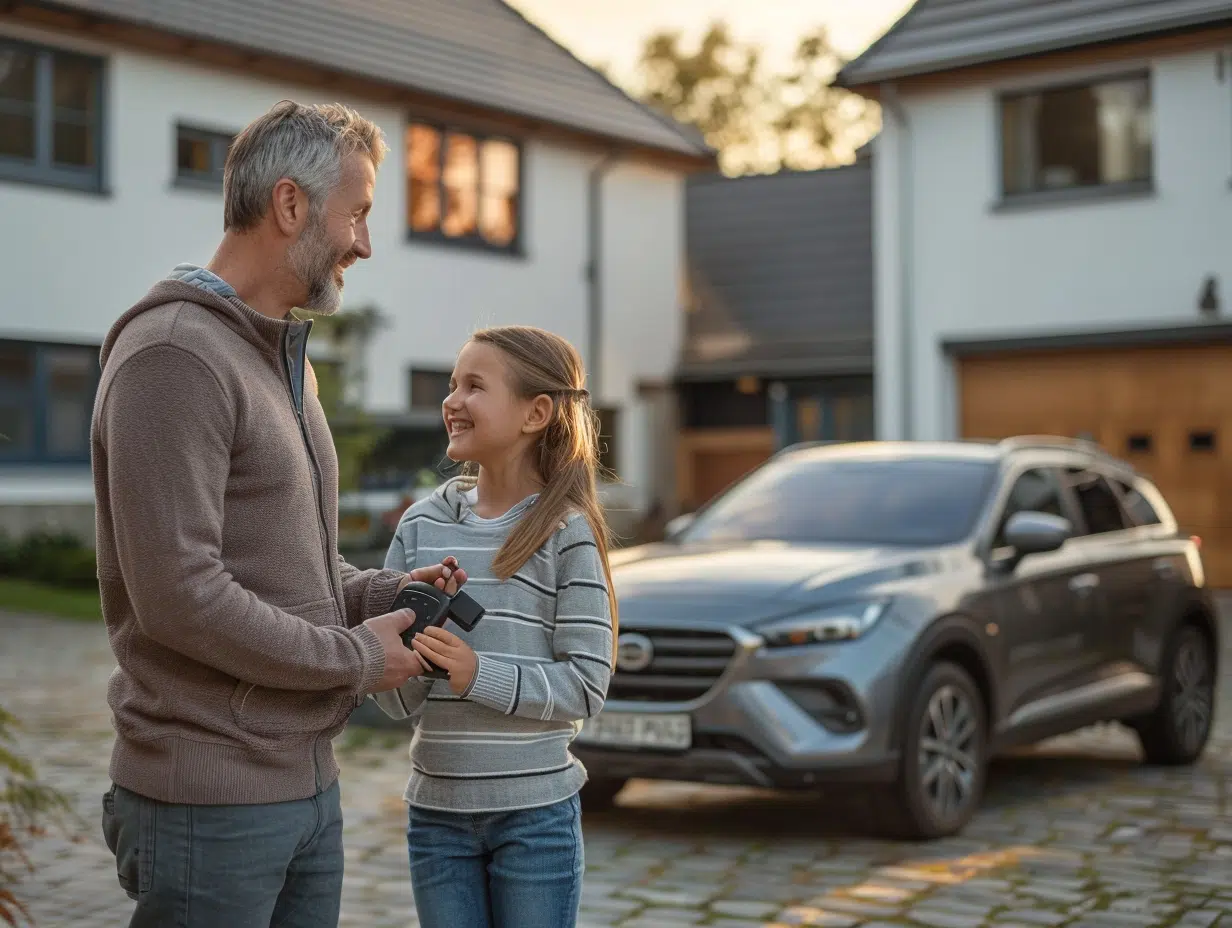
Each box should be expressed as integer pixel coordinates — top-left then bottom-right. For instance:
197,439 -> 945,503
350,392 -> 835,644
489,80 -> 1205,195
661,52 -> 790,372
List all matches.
573,616 -> 915,789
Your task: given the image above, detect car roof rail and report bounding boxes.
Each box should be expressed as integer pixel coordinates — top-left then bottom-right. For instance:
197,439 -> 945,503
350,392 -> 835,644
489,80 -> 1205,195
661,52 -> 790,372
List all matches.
996,434 -> 1134,468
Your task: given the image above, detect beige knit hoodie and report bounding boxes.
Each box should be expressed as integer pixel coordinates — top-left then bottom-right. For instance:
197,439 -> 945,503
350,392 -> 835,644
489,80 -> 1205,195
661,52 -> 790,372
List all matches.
92,276 -> 404,805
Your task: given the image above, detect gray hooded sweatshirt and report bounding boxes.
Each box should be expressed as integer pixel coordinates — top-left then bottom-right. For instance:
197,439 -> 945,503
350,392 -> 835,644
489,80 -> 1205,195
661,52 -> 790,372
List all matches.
373,476 -> 613,813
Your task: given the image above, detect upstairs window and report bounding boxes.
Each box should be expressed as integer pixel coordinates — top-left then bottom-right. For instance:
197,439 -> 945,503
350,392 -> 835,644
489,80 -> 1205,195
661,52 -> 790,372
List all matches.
175,124 -> 233,188
1000,73 -> 1152,200
406,122 -> 521,253
0,39 -> 104,192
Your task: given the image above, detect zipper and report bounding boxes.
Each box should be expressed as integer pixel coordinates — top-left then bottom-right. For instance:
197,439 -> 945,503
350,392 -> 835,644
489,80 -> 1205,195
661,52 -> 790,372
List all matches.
281,320 -> 341,794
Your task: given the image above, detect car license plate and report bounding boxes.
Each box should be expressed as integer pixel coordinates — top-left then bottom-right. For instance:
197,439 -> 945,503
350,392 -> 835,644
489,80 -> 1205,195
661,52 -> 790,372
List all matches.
576,712 -> 691,750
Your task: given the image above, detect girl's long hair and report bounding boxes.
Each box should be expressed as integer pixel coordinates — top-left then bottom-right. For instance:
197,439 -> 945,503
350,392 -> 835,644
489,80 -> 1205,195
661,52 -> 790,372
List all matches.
467,326 -> 618,659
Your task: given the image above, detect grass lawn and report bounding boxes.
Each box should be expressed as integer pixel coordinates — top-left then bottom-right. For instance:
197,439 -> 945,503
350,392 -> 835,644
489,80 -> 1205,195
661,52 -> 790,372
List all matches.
0,577 -> 101,621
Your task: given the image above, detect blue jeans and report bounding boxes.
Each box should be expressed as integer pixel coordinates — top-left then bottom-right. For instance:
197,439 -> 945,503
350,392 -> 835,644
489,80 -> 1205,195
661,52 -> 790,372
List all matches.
407,793 -> 584,928
100,780 -> 344,927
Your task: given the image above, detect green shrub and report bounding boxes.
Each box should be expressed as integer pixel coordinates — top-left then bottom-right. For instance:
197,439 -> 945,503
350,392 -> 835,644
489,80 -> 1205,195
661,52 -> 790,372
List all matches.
1,532 -> 97,589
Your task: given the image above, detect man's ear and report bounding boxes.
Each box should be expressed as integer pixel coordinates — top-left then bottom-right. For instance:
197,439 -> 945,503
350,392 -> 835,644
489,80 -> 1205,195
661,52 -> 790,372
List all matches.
522,394 -> 554,436
271,177 -> 307,237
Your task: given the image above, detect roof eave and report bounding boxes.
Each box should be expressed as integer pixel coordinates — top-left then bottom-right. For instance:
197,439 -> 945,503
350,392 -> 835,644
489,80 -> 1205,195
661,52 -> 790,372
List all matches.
10,0 -> 717,166
836,10 -> 1232,93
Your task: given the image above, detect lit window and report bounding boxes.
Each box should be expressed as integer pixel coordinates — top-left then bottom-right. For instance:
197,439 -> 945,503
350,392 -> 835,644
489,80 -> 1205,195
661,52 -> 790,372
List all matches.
406,122 -> 522,252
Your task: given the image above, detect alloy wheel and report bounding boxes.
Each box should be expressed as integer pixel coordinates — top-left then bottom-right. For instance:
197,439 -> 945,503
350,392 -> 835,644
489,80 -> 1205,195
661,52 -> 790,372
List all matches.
1171,632 -> 1214,757
917,683 -> 981,824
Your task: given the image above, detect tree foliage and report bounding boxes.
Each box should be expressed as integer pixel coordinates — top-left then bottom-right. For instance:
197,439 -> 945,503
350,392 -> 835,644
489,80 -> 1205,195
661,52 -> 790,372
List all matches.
296,304 -> 390,494
633,22 -> 878,175
1,706 -> 74,927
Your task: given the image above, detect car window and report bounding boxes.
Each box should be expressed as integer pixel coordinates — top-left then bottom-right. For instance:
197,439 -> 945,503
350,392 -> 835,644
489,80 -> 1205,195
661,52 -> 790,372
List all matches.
1111,477 -> 1163,526
680,455 -> 998,546
994,468 -> 1064,549
1065,469 -> 1130,535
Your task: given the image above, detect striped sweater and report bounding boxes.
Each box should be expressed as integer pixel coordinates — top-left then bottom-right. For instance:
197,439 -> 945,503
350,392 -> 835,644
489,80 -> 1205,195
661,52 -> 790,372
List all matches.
372,477 -> 613,812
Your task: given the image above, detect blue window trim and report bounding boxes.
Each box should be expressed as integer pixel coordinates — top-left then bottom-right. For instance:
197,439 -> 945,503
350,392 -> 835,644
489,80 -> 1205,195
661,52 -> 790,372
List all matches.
0,36 -> 106,194
173,122 -> 235,191
0,339 -> 100,465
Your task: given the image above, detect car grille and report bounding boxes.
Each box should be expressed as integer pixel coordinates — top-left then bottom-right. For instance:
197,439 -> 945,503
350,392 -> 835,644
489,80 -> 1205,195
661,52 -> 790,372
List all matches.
608,627 -> 737,702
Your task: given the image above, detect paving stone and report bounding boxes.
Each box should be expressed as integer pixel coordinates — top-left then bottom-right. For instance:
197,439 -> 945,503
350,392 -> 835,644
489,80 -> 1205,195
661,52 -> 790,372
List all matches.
906,907 -> 986,928
776,907 -> 860,927
710,900 -> 783,919
621,887 -> 713,907
998,910 -> 1070,926
1177,912 -> 1223,928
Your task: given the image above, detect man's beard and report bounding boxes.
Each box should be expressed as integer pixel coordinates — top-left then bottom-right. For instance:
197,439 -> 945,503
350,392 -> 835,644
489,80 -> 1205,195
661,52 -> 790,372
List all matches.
289,213 -> 351,315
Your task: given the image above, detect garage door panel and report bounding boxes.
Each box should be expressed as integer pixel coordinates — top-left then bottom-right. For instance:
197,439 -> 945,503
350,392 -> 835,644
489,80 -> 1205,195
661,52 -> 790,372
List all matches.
958,344 -> 1232,587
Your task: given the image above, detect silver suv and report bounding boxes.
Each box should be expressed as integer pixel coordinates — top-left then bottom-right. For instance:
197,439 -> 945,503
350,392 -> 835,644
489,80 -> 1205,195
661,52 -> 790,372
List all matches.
574,438 -> 1219,839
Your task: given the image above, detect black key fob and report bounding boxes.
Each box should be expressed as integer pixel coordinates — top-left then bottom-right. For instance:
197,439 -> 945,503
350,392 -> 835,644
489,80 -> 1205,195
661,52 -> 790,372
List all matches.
392,581 -> 485,680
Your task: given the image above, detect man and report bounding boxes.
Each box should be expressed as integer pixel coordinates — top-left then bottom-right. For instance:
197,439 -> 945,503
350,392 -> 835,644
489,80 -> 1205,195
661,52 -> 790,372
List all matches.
92,100 -> 456,926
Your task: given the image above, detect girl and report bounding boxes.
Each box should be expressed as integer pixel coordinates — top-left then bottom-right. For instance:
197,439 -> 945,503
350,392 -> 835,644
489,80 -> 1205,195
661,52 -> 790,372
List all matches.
373,325 -> 617,928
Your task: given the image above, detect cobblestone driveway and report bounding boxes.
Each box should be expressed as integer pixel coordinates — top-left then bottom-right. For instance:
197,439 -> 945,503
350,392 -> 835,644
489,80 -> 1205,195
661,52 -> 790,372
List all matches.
2,609 -> 1229,928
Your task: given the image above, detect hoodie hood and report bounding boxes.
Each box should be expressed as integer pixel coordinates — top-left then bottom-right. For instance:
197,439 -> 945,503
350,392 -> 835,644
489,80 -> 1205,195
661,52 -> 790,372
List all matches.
423,476 -> 477,524
421,476 -> 540,527
100,268 -> 311,370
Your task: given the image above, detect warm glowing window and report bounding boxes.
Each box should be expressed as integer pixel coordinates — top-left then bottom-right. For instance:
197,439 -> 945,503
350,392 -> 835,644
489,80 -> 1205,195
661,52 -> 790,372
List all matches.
406,122 -> 521,252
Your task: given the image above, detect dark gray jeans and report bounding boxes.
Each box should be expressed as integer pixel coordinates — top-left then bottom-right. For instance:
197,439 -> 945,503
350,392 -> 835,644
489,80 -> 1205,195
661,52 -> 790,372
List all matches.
101,779 -> 344,927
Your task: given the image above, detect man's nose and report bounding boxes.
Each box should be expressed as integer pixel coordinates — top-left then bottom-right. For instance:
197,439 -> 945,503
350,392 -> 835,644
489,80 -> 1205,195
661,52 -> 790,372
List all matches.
353,223 -> 373,259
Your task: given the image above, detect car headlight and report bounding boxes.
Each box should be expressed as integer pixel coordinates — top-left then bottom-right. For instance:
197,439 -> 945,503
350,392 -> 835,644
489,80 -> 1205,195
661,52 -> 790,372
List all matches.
758,600 -> 891,647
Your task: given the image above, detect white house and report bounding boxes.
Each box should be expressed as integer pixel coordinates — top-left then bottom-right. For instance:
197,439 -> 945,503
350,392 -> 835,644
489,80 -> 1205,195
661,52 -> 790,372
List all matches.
839,0 -> 1232,584
0,0 -> 711,545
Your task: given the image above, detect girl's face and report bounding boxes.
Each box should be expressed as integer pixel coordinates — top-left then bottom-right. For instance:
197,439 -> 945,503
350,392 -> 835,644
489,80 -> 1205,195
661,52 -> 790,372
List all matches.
443,341 -> 549,467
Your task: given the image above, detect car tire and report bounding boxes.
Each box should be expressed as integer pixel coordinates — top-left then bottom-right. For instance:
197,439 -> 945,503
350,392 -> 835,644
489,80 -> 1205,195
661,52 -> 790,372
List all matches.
579,777 -> 628,809
1132,623 -> 1215,766
873,661 -> 988,841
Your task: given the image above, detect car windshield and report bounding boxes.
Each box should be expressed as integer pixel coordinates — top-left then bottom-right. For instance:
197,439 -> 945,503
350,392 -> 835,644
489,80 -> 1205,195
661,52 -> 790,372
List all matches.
680,455 -> 998,546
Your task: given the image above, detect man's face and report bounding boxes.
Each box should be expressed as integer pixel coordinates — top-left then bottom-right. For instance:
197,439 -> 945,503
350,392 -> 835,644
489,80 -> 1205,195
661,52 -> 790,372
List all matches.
289,152 -> 375,315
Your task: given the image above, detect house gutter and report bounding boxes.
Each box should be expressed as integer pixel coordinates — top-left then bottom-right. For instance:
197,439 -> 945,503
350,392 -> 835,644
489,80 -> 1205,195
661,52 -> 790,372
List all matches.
586,151 -> 621,399
881,82 -> 915,441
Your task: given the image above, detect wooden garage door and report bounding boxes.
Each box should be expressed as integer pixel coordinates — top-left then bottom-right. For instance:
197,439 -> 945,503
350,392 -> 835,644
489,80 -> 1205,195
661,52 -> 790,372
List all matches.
959,343 -> 1232,586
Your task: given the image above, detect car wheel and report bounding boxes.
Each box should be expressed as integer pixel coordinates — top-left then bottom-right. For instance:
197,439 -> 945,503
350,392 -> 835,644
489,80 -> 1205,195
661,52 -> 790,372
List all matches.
579,777 -> 628,809
1133,624 -> 1215,766
874,661 -> 988,840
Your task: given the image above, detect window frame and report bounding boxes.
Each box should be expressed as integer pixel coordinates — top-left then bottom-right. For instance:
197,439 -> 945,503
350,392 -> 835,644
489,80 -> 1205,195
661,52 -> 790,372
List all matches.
596,405 -> 619,479
994,68 -> 1154,210
173,122 -> 234,191
408,367 -> 454,412
0,339 -> 100,465
988,465 -> 1069,553
404,118 -> 525,257
1060,466 -> 1135,538
0,37 -> 106,194
1108,475 -> 1164,528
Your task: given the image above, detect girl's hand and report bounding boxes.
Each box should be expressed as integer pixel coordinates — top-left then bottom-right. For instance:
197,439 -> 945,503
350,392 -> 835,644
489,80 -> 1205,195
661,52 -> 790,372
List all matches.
411,626 -> 478,695
401,556 -> 468,595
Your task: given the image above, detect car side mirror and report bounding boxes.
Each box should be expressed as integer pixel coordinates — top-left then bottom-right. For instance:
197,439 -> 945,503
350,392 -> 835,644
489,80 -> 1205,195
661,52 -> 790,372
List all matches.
664,512 -> 695,541
1001,511 -> 1072,567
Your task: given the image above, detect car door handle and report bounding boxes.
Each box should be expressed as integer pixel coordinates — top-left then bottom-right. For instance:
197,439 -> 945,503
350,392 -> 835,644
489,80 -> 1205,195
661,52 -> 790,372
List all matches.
1069,573 -> 1100,594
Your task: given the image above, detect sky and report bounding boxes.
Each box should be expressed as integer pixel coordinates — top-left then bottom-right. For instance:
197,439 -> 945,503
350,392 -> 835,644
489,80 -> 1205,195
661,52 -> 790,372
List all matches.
506,0 -> 915,84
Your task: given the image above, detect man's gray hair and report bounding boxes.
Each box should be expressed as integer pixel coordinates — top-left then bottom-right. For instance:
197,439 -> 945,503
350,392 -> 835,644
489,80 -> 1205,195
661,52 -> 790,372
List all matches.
223,100 -> 388,232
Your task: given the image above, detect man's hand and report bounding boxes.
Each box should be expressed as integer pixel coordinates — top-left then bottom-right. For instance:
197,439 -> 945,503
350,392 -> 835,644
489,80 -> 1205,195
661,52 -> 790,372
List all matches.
364,608 -> 429,693
410,626 -> 478,696
399,556 -> 467,596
